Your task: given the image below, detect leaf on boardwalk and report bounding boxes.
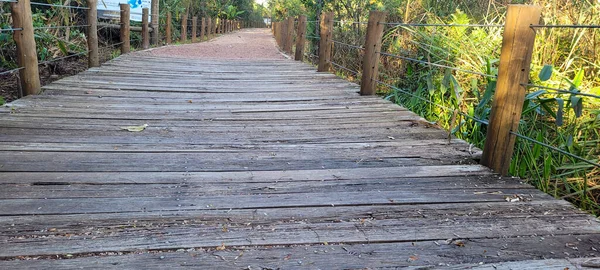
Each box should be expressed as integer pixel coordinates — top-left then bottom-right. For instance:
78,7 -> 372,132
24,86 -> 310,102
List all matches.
216,243 -> 226,251
120,124 -> 148,132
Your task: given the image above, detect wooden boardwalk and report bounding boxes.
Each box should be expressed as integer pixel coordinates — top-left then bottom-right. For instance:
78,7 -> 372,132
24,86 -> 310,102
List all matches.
0,53 -> 599,269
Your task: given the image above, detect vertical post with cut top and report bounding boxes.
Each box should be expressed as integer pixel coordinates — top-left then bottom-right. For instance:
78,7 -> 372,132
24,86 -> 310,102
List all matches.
119,3 -> 130,54
207,17 -> 212,39
200,17 -> 206,41
181,13 -> 187,42
360,11 -> 387,95
166,12 -> 172,44
191,16 -> 197,42
481,5 -> 542,175
294,15 -> 307,61
317,12 -> 334,72
87,0 -> 99,67
151,0 -> 159,44
142,8 -> 150,49
284,17 -> 294,54
10,0 -> 40,96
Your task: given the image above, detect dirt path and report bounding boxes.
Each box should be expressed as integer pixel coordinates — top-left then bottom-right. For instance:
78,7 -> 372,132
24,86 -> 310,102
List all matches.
141,28 -> 286,60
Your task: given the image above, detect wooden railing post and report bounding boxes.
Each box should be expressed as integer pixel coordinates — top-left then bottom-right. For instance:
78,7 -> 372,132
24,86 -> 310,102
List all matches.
180,13 -> 187,42
360,11 -> 387,95
10,0 -> 40,96
317,12 -> 334,72
119,3 -> 130,54
200,17 -> 206,41
142,8 -> 150,49
294,15 -> 307,61
281,19 -> 288,51
87,0 -> 99,67
207,17 -> 212,39
284,17 -> 294,54
166,12 -> 172,44
191,16 -> 197,42
150,0 -> 159,45
481,5 -> 542,175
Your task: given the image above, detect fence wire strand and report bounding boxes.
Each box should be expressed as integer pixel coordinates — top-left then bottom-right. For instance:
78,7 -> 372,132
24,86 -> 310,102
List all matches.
38,51 -> 88,66
34,25 -> 89,30
332,40 -> 364,50
510,131 -> 600,168
375,79 -> 489,126
530,24 -> 600,29
378,51 -> 497,78
30,2 -> 89,10
330,61 -> 359,75
0,67 -> 24,76
380,22 -> 504,28
0,28 -> 22,32
524,84 -> 600,99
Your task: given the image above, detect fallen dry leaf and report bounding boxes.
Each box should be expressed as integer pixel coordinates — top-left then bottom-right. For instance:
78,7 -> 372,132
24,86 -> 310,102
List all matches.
120,124 -> 148,132
216,243 -> 226,251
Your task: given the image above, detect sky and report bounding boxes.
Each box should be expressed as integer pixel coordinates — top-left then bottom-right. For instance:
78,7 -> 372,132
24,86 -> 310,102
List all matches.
255,0 -> 267,5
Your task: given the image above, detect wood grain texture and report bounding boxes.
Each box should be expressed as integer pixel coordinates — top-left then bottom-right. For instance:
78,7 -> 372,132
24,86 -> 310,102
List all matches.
360,11 -> 387,96
0,49 -> 598,268
10,0 -> 41,95
119,4 -> 130,54
294,15 -> 307,61
317,12 -> 334,72
481,5 -> 542,175
142,8 -> 150,49
86,0 -> 99,67
150,0 -> 159,44
166,12 -> 172,44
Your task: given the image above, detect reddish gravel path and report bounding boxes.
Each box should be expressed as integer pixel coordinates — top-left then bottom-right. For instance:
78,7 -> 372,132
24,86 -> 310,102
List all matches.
141,28 -> 286,60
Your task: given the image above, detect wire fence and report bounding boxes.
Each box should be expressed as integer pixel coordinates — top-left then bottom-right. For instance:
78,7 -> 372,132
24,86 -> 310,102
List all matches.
331,61 -> 359,76
332,40 -> 364,50
378,51 -> 497,78
29,2 -> 89,10
298,15 -> 600,174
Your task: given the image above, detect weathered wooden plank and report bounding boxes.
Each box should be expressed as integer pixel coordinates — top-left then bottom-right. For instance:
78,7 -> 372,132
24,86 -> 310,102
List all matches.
0,175 -> 531,199
0,188 -> 558,216
0,165 -> 491,184
0,239 -> 597,269
0,213 -> 597,257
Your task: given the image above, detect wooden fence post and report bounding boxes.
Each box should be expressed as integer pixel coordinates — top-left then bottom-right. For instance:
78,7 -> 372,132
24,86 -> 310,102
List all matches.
281,19 -> 288,51
166,12 -> 172,44
119,3 -> 130,54
142,8 -> 150,49
207,17 -> 212,39
317,12 -> 334,72
481,5 -> 542,175
151,0 -> 159,45
10,0 -> 40,96
360,11 -> 387,95
284,17 -> 294,54
294,15 -> 306,61
180,13 -> 187,42
200,17 -> 206,41
191,16 -> 197,42
87,0 -> 99,67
